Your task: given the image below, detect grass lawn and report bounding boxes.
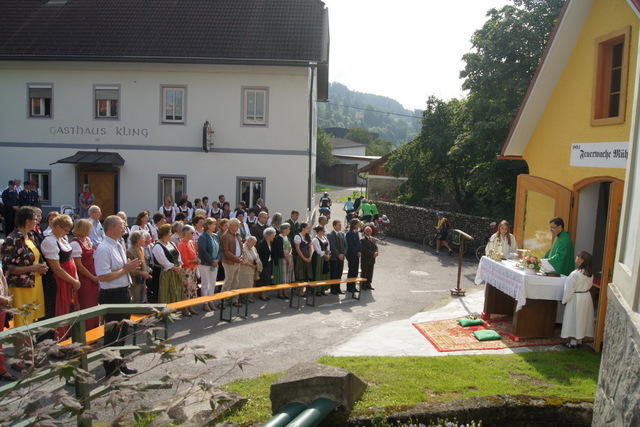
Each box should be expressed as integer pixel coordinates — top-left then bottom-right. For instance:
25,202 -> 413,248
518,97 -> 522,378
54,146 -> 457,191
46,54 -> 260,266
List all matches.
315,184 -> 333,192
335,191 -> 364,203
220,351 -> 600,424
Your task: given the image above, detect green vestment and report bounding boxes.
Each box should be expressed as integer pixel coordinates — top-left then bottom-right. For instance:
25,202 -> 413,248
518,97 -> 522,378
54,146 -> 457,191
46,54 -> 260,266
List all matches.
543,231 -> 575,276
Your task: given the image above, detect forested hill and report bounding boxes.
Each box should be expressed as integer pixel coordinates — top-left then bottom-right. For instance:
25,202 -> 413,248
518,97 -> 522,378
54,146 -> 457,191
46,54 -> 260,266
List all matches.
318,82 -> 422,145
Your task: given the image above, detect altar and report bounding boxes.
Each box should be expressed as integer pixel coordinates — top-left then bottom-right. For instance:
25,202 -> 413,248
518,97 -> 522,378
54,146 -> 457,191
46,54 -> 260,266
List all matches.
474,256 -> 566,338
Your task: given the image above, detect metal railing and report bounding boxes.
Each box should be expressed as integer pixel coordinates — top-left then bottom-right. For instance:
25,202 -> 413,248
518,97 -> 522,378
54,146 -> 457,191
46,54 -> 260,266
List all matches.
0,304 -> 166,427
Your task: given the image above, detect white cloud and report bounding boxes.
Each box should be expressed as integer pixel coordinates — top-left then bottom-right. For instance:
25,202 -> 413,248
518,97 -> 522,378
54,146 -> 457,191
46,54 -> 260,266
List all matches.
323,0 -> 510,110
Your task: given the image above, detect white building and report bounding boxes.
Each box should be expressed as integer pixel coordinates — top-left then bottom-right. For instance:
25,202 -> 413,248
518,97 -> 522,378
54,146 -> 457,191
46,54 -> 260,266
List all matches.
0,0 -> 329,219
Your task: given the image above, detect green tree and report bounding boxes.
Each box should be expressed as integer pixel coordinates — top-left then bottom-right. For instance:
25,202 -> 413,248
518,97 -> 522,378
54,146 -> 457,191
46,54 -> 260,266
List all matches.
316,128 -> 334,170
389,0 -> 564,219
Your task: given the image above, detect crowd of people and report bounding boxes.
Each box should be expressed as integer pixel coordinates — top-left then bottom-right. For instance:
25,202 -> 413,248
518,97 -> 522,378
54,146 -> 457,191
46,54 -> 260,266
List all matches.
0,192 -> 381,379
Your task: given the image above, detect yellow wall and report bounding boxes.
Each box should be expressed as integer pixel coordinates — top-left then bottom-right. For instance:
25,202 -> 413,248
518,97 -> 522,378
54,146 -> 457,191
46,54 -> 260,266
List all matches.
523,0 -> 637,187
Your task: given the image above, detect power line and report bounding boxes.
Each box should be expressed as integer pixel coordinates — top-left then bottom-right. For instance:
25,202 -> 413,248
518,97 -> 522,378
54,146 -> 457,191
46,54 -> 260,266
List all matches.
325,102 -> 423,119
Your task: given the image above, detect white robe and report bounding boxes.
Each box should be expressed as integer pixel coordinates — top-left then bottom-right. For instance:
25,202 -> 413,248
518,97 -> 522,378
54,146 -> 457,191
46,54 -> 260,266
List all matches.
561,270 -> 595,339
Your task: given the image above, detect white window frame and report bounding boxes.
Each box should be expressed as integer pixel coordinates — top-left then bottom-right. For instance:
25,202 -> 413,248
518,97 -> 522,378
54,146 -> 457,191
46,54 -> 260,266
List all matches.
94,85 -> 120,120
161,86 -> 187,124
27,84 -> 53,119
237,177 -> 266,208
242,87 -> 269,126
25,169 -> 51,205
158,174 -> 186,208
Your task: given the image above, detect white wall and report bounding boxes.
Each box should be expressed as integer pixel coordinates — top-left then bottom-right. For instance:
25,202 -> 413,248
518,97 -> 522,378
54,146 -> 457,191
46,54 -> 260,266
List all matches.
575,183 -> 599,254
0,61 -> 315,217
0,61 -> 309,152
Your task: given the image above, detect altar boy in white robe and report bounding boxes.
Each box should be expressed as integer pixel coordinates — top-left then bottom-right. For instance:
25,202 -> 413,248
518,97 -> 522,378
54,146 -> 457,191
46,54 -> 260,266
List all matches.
561,251 -> 595,348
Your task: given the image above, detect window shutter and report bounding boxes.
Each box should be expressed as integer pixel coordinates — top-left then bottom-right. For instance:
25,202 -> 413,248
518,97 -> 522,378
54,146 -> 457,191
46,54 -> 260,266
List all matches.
96,89 -> 119,100
29,87 -> 51,98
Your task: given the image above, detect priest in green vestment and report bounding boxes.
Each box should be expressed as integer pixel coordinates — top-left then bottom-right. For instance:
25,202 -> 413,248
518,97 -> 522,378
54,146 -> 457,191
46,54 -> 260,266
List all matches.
542,217 -> 574,276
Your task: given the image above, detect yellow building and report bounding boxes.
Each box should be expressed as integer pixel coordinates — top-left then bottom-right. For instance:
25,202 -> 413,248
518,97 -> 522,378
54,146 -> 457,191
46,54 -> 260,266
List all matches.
501,0 -> 640,351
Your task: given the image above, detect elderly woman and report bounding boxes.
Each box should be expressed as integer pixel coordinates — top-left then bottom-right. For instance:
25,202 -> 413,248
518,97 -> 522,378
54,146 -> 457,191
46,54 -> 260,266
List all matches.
485,220 -> 518,259
42,214 -> 80,338
360,226 -> 379,291
126,230 -> 152,304
170,221 -> 184,246
273,223 -> 294,299
311,225 -> 331,296
71,218 -> 100,330
152,224 -> 183,304
256,227 -> 277,301
178,225 -> 200,314
239,236 -> 262,303
78,184 -> 96,218
198,218 -> 221,311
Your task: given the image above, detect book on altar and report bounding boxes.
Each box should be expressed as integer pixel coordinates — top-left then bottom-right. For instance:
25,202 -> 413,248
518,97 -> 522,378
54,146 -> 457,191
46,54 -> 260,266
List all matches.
540,258 -> 555,273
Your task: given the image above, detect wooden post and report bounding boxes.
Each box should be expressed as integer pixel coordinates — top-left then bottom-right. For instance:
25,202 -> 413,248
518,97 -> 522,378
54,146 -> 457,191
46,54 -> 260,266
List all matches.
70,320 -> 91,427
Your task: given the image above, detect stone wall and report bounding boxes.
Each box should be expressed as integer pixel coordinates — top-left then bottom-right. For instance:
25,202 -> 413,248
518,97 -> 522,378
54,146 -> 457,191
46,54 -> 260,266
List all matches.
366,176 -> 406,202
592,284 -> 640,426
375,201 -> 494,255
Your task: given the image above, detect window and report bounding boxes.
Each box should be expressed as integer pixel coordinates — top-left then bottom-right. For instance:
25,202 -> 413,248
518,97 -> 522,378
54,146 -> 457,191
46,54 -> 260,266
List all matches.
592,27 -> 630,126
238,177 -> 265,208
25,170 -> 50,204
28,84 -> 52,118
159,175 -> 185,207
242,88 -> 268,125
94,85 -> 120,119
162,86 -> 186,123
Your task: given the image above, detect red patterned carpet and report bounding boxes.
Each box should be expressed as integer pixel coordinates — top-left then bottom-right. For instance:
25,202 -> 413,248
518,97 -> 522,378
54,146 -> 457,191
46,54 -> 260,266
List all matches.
412,317 -> 565,352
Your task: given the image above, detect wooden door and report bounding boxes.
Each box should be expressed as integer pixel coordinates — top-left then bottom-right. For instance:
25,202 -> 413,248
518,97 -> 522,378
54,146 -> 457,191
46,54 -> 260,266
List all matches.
82,171 -> 117,217
513,175 -> 573,254
594,179 -> 624,352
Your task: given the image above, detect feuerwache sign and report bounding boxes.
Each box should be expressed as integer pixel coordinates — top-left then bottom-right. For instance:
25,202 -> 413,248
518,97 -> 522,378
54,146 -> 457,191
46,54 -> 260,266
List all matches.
570,142 -> 628,169
49,124 -> 150,138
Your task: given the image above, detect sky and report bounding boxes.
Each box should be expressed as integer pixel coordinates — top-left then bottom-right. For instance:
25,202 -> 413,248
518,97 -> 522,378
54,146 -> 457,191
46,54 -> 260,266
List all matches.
322,0 -> 510,111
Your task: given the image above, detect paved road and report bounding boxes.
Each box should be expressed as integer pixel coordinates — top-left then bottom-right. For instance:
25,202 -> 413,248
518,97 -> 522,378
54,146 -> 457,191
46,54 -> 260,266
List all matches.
131,191 -> 479,384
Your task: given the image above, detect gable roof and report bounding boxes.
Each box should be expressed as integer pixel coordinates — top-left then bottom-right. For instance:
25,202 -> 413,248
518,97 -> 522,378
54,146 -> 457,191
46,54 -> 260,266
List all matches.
502,0 -> 640,157
0,0 -> 329,66
331,137 -> 367,150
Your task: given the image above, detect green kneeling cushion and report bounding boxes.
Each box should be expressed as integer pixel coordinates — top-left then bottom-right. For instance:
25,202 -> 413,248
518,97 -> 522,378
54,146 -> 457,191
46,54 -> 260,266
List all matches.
456,318 -> 484,327
473,329 -> 502,341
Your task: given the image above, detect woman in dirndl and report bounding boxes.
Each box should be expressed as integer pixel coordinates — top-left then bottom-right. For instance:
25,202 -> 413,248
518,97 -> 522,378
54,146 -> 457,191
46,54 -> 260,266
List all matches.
152,224 -> 184,304
294,223 -> 314,296
178,225 -> 200,315
311,225 -> 331,296
273,223 -> 294,299
71,218 -> 100,330
41,214 -> 80,339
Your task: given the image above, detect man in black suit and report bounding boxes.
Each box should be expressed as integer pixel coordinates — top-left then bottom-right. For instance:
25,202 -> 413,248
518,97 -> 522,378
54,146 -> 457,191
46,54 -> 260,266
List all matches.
250,211 -> 269,242
345,219 -> 362,293
327,219 -> 348,295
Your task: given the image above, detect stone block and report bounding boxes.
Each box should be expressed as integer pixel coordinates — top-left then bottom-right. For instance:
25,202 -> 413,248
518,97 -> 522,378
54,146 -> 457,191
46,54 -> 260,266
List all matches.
270,363 -> 367,413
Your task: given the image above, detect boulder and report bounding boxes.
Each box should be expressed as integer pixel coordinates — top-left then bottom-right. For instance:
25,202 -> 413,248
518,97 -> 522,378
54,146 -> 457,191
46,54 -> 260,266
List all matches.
270,363 -> 367,413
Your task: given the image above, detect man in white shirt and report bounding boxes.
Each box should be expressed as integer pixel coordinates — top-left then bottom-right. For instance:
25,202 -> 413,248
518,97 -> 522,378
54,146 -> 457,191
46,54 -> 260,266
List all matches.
94,214 -> 142,378
88,205 -> 105,247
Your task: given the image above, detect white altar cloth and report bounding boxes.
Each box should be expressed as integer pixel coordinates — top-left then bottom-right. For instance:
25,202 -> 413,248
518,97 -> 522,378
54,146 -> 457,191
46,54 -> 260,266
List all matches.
474,256 -> 566,311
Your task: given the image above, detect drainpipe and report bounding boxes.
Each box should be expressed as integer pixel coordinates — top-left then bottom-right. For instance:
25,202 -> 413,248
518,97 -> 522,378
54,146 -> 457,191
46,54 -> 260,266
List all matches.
263,402 -> 307,427
308,62 -> 317,221
286,398 -> 337,427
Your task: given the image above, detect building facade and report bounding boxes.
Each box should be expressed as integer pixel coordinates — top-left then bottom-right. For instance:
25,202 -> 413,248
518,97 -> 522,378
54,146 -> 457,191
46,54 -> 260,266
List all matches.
501,0 -> 639,351
0,0 -> 330,218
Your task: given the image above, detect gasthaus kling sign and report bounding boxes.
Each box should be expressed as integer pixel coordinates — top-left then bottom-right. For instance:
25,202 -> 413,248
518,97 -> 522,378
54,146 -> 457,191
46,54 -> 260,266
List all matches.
570,142 -> 629,169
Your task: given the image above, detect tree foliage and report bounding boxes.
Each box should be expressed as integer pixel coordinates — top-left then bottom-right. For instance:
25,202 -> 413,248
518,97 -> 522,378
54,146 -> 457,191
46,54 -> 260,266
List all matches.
387,0 -> 564,220
318,83 -> 422,145
316,127 -> 335,170
345,127 -> 394,156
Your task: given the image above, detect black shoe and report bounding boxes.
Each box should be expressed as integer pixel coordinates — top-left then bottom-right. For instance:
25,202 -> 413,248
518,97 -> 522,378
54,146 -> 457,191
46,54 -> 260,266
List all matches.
120,365 -> 138,375
103,361 -> 121,378
368,287 -> 375,290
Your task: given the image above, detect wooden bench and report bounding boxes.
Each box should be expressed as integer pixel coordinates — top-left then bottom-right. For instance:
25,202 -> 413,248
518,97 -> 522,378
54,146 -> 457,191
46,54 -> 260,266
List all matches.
294,278 -> 368,307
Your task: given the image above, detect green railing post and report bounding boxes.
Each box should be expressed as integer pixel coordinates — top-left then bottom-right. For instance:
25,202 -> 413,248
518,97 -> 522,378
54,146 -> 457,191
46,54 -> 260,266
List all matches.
70,318 -> 90,427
